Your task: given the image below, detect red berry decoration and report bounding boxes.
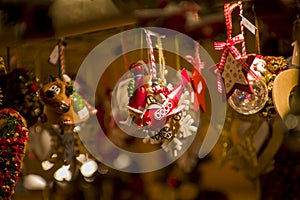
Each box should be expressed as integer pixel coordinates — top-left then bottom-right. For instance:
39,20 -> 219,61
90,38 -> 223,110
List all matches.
0,108 -> 28,199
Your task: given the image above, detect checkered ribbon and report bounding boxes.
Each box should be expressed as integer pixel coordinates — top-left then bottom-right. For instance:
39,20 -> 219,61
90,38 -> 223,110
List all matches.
214,35 -> 244,72
214,1 -> 260,82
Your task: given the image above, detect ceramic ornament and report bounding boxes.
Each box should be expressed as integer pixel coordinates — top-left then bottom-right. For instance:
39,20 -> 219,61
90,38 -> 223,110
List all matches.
38,75 -> 98,182
22,40 -> 99,183
39,75 -> 97,131
42,39 -> 97,131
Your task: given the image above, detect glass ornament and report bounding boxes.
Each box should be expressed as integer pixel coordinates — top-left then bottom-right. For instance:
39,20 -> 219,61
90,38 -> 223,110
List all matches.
228,79 -> 268,115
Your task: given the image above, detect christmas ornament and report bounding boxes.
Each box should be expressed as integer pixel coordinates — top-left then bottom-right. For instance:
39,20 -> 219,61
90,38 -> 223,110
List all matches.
261,56 -> 288,119
119,29 -> 198,157
186,41 -> 206,112
215,2 -> 290,181
214,1 -> 259,99
41,39 -> 97,131
0,108 -> 28,199
26,74 -> 99,189
32,75 -> 97,184
36,40 -> 98,184
0,67 -> 44,127
228,56 -> 268,115
219,56 -> 289,180
127,61 -> 196,157
228,79 -> 268,115
39,75 -> 97,131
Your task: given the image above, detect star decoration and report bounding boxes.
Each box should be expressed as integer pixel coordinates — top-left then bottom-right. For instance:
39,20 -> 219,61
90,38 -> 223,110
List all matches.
220,52 -> 253,99
185,41 -> 207,112
190,66 -> 206,112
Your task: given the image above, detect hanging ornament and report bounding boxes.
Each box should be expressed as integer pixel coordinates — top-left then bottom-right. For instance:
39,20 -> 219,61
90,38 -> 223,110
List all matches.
219,56 -> 289,181
118,29 -> 198,157
0,58 -> 43,127
216,1 -> 290,183
214,1 -> 260,99
33,40 -> 98,184
0,67 -> 44,127
228,79 -> 268,115
40,77 -> 96,132
228,56 -> 268,115
41,39 -> 97,130
0,108 -> 28,200
186,41 -> 207,112
229,56 -> 288,118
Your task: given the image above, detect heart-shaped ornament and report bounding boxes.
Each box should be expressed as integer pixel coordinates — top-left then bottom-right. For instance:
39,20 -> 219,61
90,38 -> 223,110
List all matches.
0,108 -> 28,199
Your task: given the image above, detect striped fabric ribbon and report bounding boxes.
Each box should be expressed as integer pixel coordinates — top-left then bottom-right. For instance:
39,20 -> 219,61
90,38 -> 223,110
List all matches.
144,29 -> 157,79
214,1 -> 260,83
59,39 -> 65,76
214,35 -> 244,73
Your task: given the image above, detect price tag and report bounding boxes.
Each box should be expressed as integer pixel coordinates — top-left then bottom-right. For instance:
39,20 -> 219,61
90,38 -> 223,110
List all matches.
78,106 -> 89,119
48,45 -> 59,65
240,15 -> 256,35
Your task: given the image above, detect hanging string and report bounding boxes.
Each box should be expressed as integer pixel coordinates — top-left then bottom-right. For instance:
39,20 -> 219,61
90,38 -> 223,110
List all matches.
238,1 -> 246,57
121,31 -> 129,72
252,3 -> 261,55
156,35 -> 166,82
58,39 -> 65,80
185,41 -> 205,71
175,35 -> 180,71
144,29 -> 158,80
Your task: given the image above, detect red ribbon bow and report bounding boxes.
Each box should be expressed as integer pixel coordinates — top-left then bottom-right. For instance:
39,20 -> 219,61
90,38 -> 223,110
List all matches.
214,34 -> 244,70
214,2 -> 245,72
